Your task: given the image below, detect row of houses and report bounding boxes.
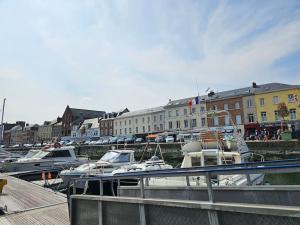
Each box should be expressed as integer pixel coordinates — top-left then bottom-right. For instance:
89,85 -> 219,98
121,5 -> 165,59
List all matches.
113,82 -> 300,137
1,82 -> 300,145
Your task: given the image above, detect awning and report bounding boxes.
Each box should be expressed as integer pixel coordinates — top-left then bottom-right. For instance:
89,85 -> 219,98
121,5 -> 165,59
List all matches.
147,134 -> 157,138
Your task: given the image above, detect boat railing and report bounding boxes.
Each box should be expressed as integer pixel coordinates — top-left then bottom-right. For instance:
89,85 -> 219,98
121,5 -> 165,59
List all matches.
70,158 -> 300,202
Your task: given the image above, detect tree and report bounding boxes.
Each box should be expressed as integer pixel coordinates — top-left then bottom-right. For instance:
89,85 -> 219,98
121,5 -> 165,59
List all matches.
277,102 -> 289,130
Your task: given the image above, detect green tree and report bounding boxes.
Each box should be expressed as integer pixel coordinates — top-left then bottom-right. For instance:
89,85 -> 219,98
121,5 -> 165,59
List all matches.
277,102 -> 289,130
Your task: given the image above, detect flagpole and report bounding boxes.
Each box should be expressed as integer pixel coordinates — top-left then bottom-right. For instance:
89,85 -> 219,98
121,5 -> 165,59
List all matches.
0,98 -> 6,144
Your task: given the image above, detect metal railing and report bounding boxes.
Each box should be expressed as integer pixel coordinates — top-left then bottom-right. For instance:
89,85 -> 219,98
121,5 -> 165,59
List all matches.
70,160 -> 300,225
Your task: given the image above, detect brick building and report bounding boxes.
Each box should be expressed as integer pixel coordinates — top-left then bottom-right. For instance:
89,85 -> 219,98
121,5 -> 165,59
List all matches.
61,106 -> 105,136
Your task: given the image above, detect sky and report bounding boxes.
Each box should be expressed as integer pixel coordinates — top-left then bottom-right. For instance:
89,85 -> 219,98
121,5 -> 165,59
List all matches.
0,0 -> 300,124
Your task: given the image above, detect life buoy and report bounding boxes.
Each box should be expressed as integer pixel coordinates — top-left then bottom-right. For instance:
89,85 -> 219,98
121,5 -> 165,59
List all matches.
54,142 -> 61,148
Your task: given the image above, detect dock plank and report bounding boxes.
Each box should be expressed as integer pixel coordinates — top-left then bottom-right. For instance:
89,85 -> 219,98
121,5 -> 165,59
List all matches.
0,176 -> 66,213
0,175 -> 69,225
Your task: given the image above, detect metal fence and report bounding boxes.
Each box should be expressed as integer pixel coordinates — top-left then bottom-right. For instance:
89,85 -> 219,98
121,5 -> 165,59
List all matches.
70,160 -> 300,225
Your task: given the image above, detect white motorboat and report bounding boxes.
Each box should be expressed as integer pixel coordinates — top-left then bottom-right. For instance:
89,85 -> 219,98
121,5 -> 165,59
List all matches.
112,156 -> 173,175
0,145 -> 88,172
60,149 -> 136,188
149,111 -> 264,187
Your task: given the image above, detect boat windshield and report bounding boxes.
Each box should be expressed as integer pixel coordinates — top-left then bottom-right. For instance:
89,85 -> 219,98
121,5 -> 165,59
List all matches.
24,150 -> 40,158
31,151 -> 49,159
100,151 -> 130,163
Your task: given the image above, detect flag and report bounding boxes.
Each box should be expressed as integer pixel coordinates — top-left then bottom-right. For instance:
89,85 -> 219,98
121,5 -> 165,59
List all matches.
192,96 -> 200,105
188,100 -> 192,108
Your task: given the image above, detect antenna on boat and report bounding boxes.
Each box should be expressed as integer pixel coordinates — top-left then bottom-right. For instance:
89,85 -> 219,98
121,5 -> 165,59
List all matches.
0,98 -> 6,145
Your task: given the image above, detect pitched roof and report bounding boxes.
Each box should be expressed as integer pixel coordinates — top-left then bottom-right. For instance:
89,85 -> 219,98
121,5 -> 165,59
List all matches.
80,118 -> 99,129
116,106 -> 164,118
69,108 -> 105,118
166,82 -> 300,106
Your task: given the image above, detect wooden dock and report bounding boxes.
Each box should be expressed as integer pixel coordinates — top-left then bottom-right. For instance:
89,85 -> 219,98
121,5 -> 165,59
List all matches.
0,175 -> 69,225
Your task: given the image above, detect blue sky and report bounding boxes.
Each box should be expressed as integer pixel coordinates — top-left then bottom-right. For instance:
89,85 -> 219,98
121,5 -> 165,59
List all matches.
0,0 -> 300,123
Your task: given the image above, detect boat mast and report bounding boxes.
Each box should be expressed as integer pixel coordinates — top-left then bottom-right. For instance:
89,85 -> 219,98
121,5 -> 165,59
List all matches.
0,98 -> 6,144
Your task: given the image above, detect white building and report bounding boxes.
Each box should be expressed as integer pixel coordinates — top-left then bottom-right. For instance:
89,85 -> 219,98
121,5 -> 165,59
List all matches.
71,118 -> 100,140
114,106 -> 165,136
164,97 -> 207,132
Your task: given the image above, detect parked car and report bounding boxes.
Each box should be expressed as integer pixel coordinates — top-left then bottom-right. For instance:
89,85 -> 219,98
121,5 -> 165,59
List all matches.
109,137 -> 118,144
135,138 -> 144,143
102,139 -> 109,145
11,144 -> 20,148
125,136 -> 135,144
89,141 -> 97,145
165,136 -> 175,143
117,137 -> 126,144
155,136 -> 165,143
95,139 -> 103,145
24,143 -> 33,147
66,141 -> 75,146
0,145 -> 7,148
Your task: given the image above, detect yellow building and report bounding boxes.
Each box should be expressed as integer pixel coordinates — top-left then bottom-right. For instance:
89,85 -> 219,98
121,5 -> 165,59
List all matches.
255,84 -> 300,125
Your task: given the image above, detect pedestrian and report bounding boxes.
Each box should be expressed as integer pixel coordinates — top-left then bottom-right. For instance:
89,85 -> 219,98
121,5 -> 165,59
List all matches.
277,128 -> 281,140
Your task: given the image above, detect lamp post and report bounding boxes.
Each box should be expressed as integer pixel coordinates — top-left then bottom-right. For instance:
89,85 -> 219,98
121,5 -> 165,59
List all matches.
0,98 -> 6,145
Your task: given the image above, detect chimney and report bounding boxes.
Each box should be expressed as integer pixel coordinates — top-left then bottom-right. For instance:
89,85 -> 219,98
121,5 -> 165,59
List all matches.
252,82 -> 257,88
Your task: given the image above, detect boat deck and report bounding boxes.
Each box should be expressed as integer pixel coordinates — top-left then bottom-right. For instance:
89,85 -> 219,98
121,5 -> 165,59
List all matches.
0,175 -> 69,225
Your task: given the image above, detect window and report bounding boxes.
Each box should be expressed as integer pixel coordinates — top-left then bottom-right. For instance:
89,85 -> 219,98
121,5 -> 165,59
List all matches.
290,109 -> 297,120
191,119 -> 197,127
168,111 -> 172,117
247,99 -> 253,107
184,120 -> 189,128
169,121 -> 173,129
248,114 -> 254,123
160,115 -> 163,121
213,105 -> 218,110
148,125 -> 151,131
213,117 -> 219,126
176,110 -> 179,116
124,128 -> 127,135
201,118 -> 206,127
273,96 -> 279,105
119,121 -> 122,126
288,94 -> 295,103
135,119 -> 138,124
124,120 -> 127,126
192,108 -> 196,114
119,129 -> 122,135
142,126 -> 145,133
45,150 -> 71,158
160,124 -> 163,130
115,129 -> 117,135
261,112 -> 267,122
260,98 -> 265,106
235,102 -> 240,110
200,106 -> 205,112
224,115 -> 230,125
224,104 -> 228,110
147,117 -> 150,123
136,127 -> 138,133
129,128 -> 132,134
184,109 -> 188,115
129,120 -> 131,125
236,115 -> 242,125
115,122 -> 117,127
154,124 -> 157,130
274,111 -> 280,121
142,118 -> 145,123
176,121 -> 181,129
153,116 -> 156,122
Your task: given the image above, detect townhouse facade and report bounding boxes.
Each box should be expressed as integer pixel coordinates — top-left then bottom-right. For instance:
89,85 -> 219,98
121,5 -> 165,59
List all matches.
254,84 -> 300,126
114,106 -> 165,137
164,97 -> 207,132
36,118 -> 62,142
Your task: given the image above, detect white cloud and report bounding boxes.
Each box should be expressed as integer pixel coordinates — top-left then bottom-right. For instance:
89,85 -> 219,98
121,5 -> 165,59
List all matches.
0,0 -> 300,123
